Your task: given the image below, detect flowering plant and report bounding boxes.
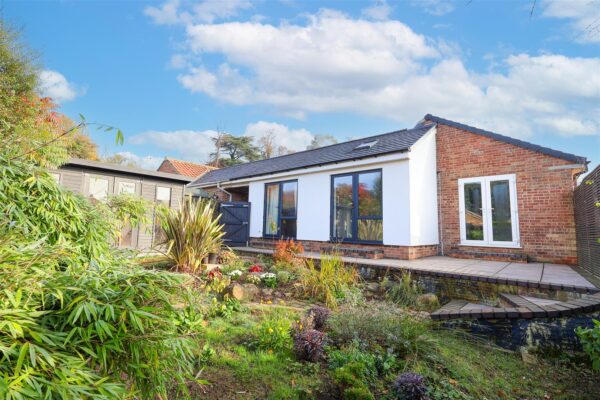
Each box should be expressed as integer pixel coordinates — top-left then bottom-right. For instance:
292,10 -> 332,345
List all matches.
248,264 -> 263,273
228,269 -> 243,280
207,267 -> 222,281
260,272 -> 277,288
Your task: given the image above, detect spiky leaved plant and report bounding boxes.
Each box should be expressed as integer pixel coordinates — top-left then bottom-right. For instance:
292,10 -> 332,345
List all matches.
158,197 -> 225,274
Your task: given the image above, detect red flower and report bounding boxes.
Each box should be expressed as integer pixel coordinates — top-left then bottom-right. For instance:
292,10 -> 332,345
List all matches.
207,267 -> 222,280
248,264 -> 263,273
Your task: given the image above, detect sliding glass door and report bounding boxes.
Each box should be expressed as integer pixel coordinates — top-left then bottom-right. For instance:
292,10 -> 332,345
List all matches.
458,174 -> 519,247
264,180 -> 298,239
332,170 -> 383,243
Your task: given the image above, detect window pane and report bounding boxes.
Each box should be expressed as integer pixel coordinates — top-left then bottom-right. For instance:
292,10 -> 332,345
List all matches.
464,183 -> 484,240
358,219 -> 383,241
490,180 -> 513,242
265,184 -> 280,235
89,177 -> 109,201
280,219 -> 296,239
334,175 -> 354,239
281,181 -> 297,217
358,171 -> 382,216
118,181 -> 136,194
156,186 -> 171,204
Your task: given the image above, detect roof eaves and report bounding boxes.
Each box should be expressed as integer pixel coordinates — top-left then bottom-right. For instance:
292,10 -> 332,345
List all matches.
424,114 -> 587,164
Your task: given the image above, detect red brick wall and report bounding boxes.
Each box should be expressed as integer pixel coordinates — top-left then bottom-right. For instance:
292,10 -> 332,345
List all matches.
435,123 -> 584,265
157,160 -> 178,174
249,237 -> 438,260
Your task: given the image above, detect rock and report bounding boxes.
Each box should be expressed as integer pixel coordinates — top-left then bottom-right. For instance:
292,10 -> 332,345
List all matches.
227,283 -> 259,301
416,293 -> 440,311
365,282 -> 380,292
520,348 -> 538,365
262,288 -> 274,297
204,263 -> 221,272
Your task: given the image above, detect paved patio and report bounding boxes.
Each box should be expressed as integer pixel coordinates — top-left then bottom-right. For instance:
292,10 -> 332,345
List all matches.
237,247 -> 599,293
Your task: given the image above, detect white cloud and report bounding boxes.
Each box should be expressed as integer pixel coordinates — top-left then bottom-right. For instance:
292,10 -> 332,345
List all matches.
413,0 -> 455,16
129,129 -> 218,163
167,9 -> 600,138
38,70 -> 80,102
243,121 -> 314,152
145,0 -> 251,25
361,0 -> 392,21
128,121 -> 318,164
542,0 -> 600,43
113,151 -> 164,170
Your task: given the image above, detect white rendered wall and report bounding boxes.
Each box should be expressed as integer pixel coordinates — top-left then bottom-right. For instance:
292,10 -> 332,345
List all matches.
408,127 -> 439,245
245,155 -> 412,245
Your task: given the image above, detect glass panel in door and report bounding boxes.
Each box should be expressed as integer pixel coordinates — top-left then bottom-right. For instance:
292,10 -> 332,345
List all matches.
265,184 -> 280,236
333,175 -> 354,239
490,180 -> 512,242
281,181 -> 297,217
464,182 -> 484,241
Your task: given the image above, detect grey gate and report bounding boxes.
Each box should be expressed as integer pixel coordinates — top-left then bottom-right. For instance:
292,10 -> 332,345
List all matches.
219,202 -> 250,247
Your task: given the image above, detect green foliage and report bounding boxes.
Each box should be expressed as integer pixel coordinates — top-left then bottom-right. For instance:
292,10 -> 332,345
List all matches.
327,303 -> 430,356
0,154 -> 114,264
576,319 -> 600,372
0,231 -> 200,399
158,197 -> 225,274
299,254 -> 359,309
253,311 -> 292,352
385,272 -> 422,308
106,193 -> 151,230
212,134 -> 260,167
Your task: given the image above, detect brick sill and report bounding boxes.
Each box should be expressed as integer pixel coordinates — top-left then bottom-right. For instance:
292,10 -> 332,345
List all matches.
458,242 -> 522,250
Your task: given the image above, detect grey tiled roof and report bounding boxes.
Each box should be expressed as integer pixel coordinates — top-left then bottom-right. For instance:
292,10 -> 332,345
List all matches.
424,114 -> 587,164
190,125 -> 433,186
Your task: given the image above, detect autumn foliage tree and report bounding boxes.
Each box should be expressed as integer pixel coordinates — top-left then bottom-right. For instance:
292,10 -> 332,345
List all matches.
0,23 -> 99,167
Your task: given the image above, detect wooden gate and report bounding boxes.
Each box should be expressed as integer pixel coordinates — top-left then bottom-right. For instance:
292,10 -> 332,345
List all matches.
574,165 -> 600,278
219,202 -> 250,247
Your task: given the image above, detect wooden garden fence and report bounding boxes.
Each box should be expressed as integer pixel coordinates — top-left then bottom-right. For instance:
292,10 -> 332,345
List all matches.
574,165 -> 600,278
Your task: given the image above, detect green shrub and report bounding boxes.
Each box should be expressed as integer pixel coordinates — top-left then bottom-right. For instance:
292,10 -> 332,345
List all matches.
576,319 -> 600,371
299,254 -> 359,309
386,272 -> 422,308
158,197 -> 225,274
0,155 -> 114,263
276,270 -> 295,284
327,303 -> 431,356
0,232 -> 200,399
253,311 -> 292,352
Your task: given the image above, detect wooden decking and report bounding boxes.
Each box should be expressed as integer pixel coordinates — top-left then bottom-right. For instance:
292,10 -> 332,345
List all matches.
430,292 -> 600,320
236,247 -> 599,294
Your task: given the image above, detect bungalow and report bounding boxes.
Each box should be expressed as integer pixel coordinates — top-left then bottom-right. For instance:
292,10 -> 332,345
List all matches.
189,115 -> 588,265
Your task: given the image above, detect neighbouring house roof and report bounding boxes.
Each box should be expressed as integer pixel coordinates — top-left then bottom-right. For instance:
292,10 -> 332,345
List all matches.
424,114 -> 588,164
157,158 -> 217,178
189,124 -> 434,187
63,158 -> 193,183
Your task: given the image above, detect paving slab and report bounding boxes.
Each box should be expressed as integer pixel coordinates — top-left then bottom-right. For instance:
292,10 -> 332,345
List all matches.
495,263 -> 544,281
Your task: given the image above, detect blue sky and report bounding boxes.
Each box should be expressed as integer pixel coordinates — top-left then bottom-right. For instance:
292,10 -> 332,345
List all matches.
6,0 -> 600,170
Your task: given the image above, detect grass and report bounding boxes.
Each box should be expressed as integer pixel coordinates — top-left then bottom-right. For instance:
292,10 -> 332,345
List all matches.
185,300 -> 598,400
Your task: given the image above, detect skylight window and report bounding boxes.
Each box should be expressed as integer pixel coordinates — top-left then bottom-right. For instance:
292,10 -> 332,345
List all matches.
354,140 -> 379,150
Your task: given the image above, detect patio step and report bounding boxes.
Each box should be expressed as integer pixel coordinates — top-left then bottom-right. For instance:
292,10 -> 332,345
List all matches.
430,292 -> 600,320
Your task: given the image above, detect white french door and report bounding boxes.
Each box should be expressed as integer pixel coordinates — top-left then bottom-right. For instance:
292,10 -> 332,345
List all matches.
458,174 -> 520,248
